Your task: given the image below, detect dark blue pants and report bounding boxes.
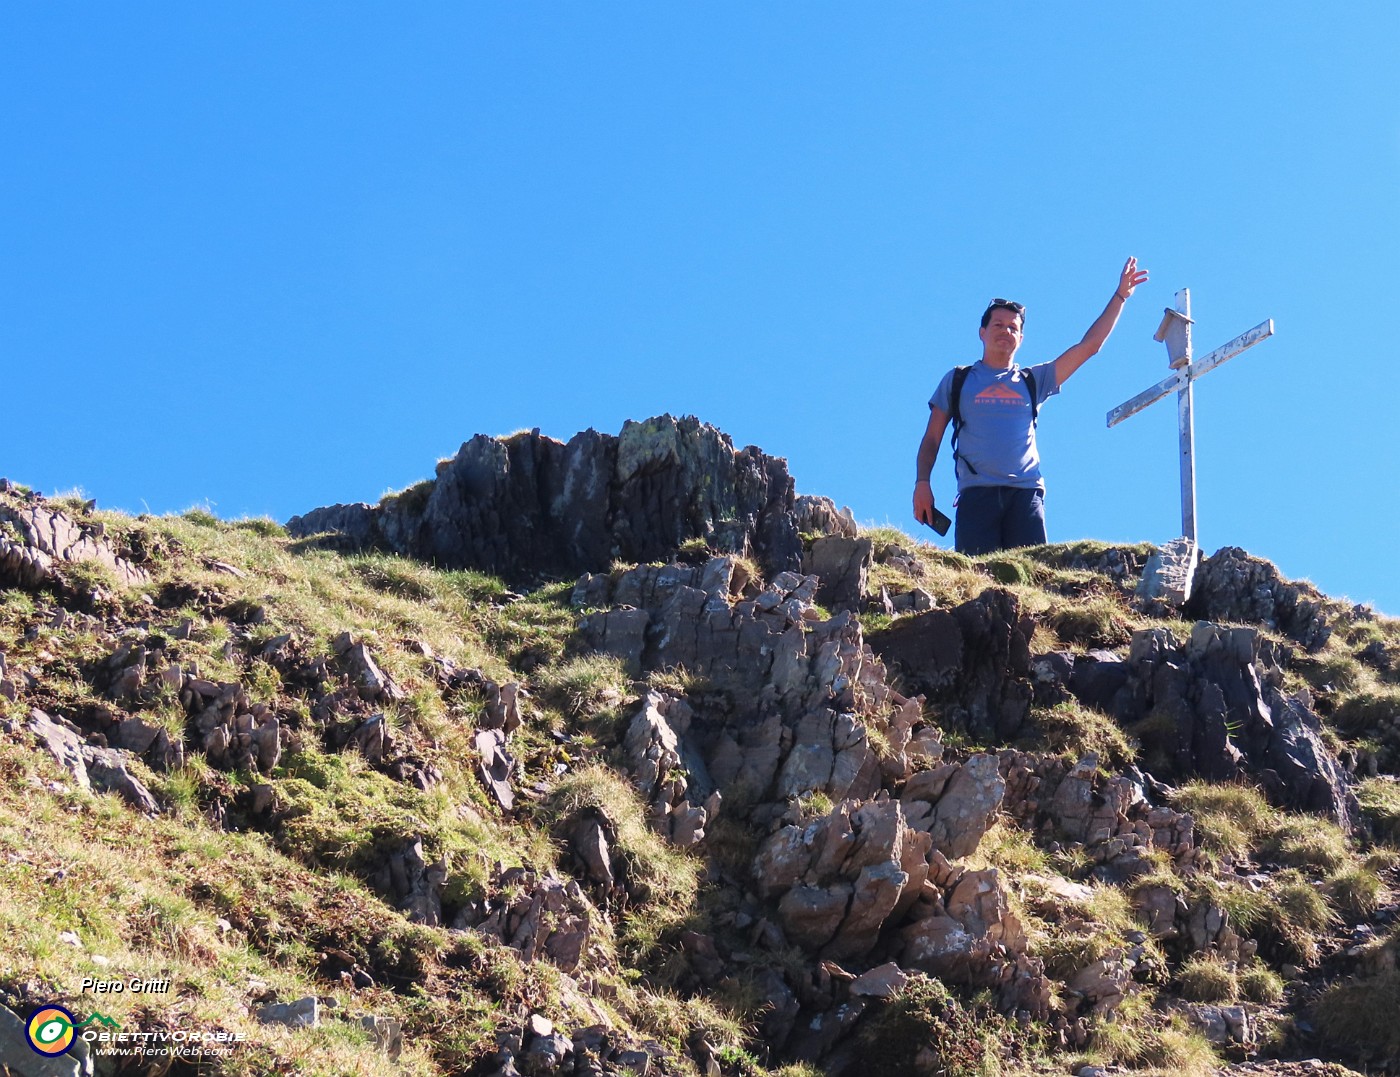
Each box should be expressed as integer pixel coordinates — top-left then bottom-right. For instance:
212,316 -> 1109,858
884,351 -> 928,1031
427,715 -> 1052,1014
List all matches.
954,486 -> 1047,556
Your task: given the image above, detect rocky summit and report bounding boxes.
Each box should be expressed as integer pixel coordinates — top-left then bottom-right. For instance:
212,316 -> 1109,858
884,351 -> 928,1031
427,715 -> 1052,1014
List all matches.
1,419 -> 1399,1077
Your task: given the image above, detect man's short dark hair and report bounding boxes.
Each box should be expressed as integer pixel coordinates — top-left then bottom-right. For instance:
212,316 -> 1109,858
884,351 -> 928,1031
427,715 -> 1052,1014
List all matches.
981,298 -> 1025,330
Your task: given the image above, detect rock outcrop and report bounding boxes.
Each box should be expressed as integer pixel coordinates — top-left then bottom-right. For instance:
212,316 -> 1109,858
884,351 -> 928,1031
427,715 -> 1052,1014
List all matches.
287,415 -> 854,584
1049,623 -> 1359,828
866,588 -> 1036,742
0,485 -> 149,590
574,558 -> 922,807
1187,545 -> 1332,652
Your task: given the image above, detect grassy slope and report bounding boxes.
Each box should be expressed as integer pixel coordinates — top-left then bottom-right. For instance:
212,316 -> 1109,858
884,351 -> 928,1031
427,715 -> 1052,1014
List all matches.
1,503 -> 1397,1076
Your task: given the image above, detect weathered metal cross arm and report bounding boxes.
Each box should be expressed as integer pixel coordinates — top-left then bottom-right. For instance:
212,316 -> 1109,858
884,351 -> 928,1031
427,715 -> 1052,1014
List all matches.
1106,318 -> 1274,427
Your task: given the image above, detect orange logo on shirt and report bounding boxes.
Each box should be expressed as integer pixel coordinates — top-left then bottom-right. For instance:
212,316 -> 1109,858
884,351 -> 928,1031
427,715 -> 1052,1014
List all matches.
974,383 -> 1025,406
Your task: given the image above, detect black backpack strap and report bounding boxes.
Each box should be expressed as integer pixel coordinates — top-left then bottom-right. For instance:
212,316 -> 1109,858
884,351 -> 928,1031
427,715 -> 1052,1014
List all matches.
948,365 -> 975,476
1024,369 -> 1040,428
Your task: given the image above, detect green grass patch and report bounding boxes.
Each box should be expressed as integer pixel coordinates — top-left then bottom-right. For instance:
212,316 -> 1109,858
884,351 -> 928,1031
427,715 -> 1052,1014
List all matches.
1313,969 -> 1400,1060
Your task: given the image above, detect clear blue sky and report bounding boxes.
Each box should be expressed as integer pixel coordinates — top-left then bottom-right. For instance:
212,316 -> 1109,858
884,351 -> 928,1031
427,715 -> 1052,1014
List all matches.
4,5 -> 1397,614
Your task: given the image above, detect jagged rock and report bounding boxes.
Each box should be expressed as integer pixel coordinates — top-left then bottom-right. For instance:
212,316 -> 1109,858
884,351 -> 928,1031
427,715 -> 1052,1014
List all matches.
1000,750 -> 1201,876
1184,1003 -> 1251,1045
484,681 -> 526,733
1030,650 -> 1074,706
333,634 -> 405,703
802,535 -> 872,612
680,931 -> 726,985
82,746 -> 160,814
898,866 -> 1051,1018
257,996 -> 320,1029
373,837 -> 445,926
288,416 -> 857,583
921,753 -> 1004,859
476,728 -> 516,810
868,588 -> 1035,742
1066,949 -> 1134,1016
460,867 -> 594,972
0,496 -> 149,589
1133,884 -> 1184,940
193,682 -> 282,775
26,712 -> 159,813
1187,546 -> 1331,652
889,587 -> 935,614
1067,650 -> 1130,714
347,713 -> 391,764
571,816 -> 615,891
623,691 -> 717,847
794,495 -> 858,540
754,799 -> 930,961
520,1017 -> 574,1072
786,997 -> 868,1065
28,708 -> 91,789
751,967 -> 800,1049
579,559 -> 920,807
850,961 -> 908,998
1087,624 -> 1359,829
0,649 -> 15,702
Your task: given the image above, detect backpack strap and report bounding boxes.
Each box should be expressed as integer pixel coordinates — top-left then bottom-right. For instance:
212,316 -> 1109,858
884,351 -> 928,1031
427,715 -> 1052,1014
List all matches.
1024,369 -> 1040,428
948,365 -> 975,476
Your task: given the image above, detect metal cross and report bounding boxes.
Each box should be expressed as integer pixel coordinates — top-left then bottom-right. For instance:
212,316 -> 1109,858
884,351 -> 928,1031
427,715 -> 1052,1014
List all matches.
1106,288 -> 1274,545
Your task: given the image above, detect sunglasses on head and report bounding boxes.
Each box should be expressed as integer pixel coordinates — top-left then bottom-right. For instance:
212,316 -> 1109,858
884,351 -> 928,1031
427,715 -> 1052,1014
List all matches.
985,298 -> 1025,313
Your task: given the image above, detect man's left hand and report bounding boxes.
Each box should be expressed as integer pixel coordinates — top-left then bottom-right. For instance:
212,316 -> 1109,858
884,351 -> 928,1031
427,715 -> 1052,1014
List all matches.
1118,256 -> 1149,299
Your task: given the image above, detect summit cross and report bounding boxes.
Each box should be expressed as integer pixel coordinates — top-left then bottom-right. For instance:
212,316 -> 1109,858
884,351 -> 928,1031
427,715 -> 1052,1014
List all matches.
1106,288 -> 1274,546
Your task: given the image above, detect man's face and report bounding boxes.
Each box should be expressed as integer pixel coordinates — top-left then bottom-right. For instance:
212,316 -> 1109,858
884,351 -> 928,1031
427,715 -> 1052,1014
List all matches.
979,307 -> 1024,360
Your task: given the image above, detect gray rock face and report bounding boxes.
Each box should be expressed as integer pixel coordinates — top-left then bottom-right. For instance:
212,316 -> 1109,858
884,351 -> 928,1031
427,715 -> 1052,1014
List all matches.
867,588 -> 1035,742
1136,536 -> 1199,606
921,752 -> 1005,860
26,708 -> 160,813
288,416 -> 854,583
897,859 -> 1052,1018
1001,750 -> 1202,880
28,708 -> 90,789
576,558 -> 922,808
1187,545 -> 1331,652
188,680 -> 282,774
257,996 -> 320,1029
755,799 -> 931,960
801,536 -> 872,613
458,867 -> 595,972
1072,623 -> 1358,829
623,691 -> 718,847
372,837 -> 447,926
0,495 -> 149,590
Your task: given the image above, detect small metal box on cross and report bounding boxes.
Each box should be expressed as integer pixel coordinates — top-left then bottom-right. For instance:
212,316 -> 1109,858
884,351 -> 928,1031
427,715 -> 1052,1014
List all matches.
1106,288 -> 1274,548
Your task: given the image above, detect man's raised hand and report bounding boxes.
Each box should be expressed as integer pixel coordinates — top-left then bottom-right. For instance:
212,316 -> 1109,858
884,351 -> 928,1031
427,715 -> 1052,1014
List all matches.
1117,256 -> 1149,300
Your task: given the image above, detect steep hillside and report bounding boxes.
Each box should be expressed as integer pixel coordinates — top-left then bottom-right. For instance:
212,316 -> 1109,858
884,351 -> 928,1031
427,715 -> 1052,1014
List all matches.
2,419 -> 1399,1077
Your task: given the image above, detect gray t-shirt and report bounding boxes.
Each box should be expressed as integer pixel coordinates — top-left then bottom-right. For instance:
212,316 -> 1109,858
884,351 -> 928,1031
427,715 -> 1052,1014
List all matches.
929,359 -> 1060,490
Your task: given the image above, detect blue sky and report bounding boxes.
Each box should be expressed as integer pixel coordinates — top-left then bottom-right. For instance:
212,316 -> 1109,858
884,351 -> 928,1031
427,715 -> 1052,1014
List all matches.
4,4 -> 1397,614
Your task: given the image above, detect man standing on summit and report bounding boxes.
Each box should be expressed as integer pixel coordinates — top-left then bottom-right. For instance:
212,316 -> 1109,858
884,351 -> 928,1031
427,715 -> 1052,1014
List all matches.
913,258 -> 1149,555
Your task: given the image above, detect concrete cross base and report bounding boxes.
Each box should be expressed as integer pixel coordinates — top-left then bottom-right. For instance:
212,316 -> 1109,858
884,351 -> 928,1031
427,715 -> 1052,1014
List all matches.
1136,536 -> 1200,607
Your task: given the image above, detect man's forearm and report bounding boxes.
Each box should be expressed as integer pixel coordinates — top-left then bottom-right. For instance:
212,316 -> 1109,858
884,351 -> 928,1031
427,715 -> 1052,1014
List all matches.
916,437 -> 938,483
1054,291 -> 1127,385
1080,290 -> 1128,354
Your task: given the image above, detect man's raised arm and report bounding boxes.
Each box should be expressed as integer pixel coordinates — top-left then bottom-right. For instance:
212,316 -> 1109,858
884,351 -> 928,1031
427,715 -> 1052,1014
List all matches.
1052,257 -> 1149,387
